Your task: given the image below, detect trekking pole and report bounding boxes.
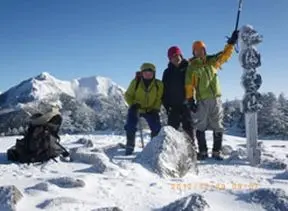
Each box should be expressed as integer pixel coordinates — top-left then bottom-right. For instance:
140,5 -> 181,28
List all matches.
137,113 -> 144,148
234,0 -> 243,31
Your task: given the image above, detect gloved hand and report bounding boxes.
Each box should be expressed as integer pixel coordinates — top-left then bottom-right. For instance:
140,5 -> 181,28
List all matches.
130,103 -> 140,111
185,98 -> 198,113
165,107 -> 171,115
227,30 -> 239,45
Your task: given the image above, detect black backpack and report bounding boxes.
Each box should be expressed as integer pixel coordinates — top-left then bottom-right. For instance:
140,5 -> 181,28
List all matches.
7,110 -> 69,164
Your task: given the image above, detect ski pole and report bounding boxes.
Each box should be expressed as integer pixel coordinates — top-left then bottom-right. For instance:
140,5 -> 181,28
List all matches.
235,0 -> 243,31
137,113 -> 144,148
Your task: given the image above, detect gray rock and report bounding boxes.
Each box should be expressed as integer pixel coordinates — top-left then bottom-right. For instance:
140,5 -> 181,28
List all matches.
260,159 -> 287,170
136,126 -> 198,178
92,207 -> 123,211
274,170 -> 288,180
76,138 -> 94,148
161,194 -> 209,211
70,148 -> 117,173
0,185 -> 23,211
221,145 -> 233,156
37,197 -> 80,209
25,182 -> 49,192
271,145 -> 286,148
48,177 -> 85,188
249,188 -> 288,211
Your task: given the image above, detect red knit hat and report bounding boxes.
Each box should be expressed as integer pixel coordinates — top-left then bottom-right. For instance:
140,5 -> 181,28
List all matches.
167,46 -> 182,60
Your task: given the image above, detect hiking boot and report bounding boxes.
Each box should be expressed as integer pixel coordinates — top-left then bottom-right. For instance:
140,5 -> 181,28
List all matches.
125,132 -> 135,156
212,151 -> 224,161
125,146 -> 134,155
197,151 -> 208,160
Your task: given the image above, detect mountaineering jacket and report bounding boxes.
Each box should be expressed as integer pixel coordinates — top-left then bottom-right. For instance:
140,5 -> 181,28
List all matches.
162,59 -> 189,109
185,44 -> 234,101
125,78 -> 164,113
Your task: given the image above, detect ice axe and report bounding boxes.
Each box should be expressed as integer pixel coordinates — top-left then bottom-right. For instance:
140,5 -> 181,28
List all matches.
227,0 -> 243,53
234,0 -> 243,31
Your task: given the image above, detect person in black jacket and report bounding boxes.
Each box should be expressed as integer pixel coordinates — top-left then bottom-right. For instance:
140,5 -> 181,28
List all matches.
162,46 -> 195,142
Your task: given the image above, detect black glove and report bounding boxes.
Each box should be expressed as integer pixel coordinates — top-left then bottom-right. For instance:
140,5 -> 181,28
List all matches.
186,98 -> 197,113
130,103 -> 140,111
227,30 -> 239,45
164,106 -> 171,115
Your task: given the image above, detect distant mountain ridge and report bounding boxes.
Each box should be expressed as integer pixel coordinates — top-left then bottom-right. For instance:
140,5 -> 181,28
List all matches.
0,72 -> 127,135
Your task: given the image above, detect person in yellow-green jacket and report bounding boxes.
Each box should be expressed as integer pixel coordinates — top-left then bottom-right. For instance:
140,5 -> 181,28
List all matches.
185,30 -> 238,161
124,63 -> 163,155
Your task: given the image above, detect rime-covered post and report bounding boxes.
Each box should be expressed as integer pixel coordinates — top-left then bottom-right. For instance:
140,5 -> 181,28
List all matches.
239,25 -> 263,166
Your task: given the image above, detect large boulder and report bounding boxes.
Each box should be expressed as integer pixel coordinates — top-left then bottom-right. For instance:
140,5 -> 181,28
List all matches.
136,126 -> 197,178
0,185 -> 23,211
160,194 -> 209,211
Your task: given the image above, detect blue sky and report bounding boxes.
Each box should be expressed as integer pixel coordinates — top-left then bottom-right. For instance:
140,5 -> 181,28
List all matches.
0,0 -> 287,100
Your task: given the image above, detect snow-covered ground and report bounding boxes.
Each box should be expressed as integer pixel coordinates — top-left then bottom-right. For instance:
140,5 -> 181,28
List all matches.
0,132 -> 287,211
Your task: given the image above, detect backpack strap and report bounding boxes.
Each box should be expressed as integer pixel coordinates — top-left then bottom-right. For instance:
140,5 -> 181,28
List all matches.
135,78 -> 141,91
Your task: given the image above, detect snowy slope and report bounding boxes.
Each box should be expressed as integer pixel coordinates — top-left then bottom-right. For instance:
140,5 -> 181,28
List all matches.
0,132 -> 287,211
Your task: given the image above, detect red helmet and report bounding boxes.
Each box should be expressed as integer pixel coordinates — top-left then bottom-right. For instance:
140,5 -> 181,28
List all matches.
167,46 -> 182,60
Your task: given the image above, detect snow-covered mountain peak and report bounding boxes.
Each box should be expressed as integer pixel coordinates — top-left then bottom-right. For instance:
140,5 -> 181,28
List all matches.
35,72 -> 56,81
74,75 -> 124,97
0,72 -> 125,110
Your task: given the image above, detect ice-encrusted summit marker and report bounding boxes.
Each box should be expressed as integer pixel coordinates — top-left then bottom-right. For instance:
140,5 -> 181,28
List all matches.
239,25 -> 263,166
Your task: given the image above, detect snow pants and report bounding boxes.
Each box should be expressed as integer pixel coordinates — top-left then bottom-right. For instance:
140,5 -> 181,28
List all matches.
194,98 -> 224,133
124,107 -> 161,148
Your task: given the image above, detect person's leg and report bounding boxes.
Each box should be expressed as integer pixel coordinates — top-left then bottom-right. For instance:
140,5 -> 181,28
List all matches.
124,108 -> 139,155
181,105 -> 195,144
167,107 -> 181,130
143,112 -> 161,138
208,98 -> 224,160
194,100 -> 209,160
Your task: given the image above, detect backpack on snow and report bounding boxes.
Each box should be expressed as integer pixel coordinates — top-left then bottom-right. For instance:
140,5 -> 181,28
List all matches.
134,71 -> 159,91
7,109 -> 69,164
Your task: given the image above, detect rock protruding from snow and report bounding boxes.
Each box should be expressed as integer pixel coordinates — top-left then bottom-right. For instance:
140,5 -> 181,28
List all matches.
37,197 -> 82,209
161,194 -> 209,211
70,147 -> 119,173
221,145 -> 233,156
249,188 -> 288,211
0,185 -> 23,211
76,138 -> 94,148
48,177 -> 85,188
260,159 -> 287,170
136,126 -> 197,178
92,207 -> 123,211
25,182 -> 50,193
275,169 -> 288,180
